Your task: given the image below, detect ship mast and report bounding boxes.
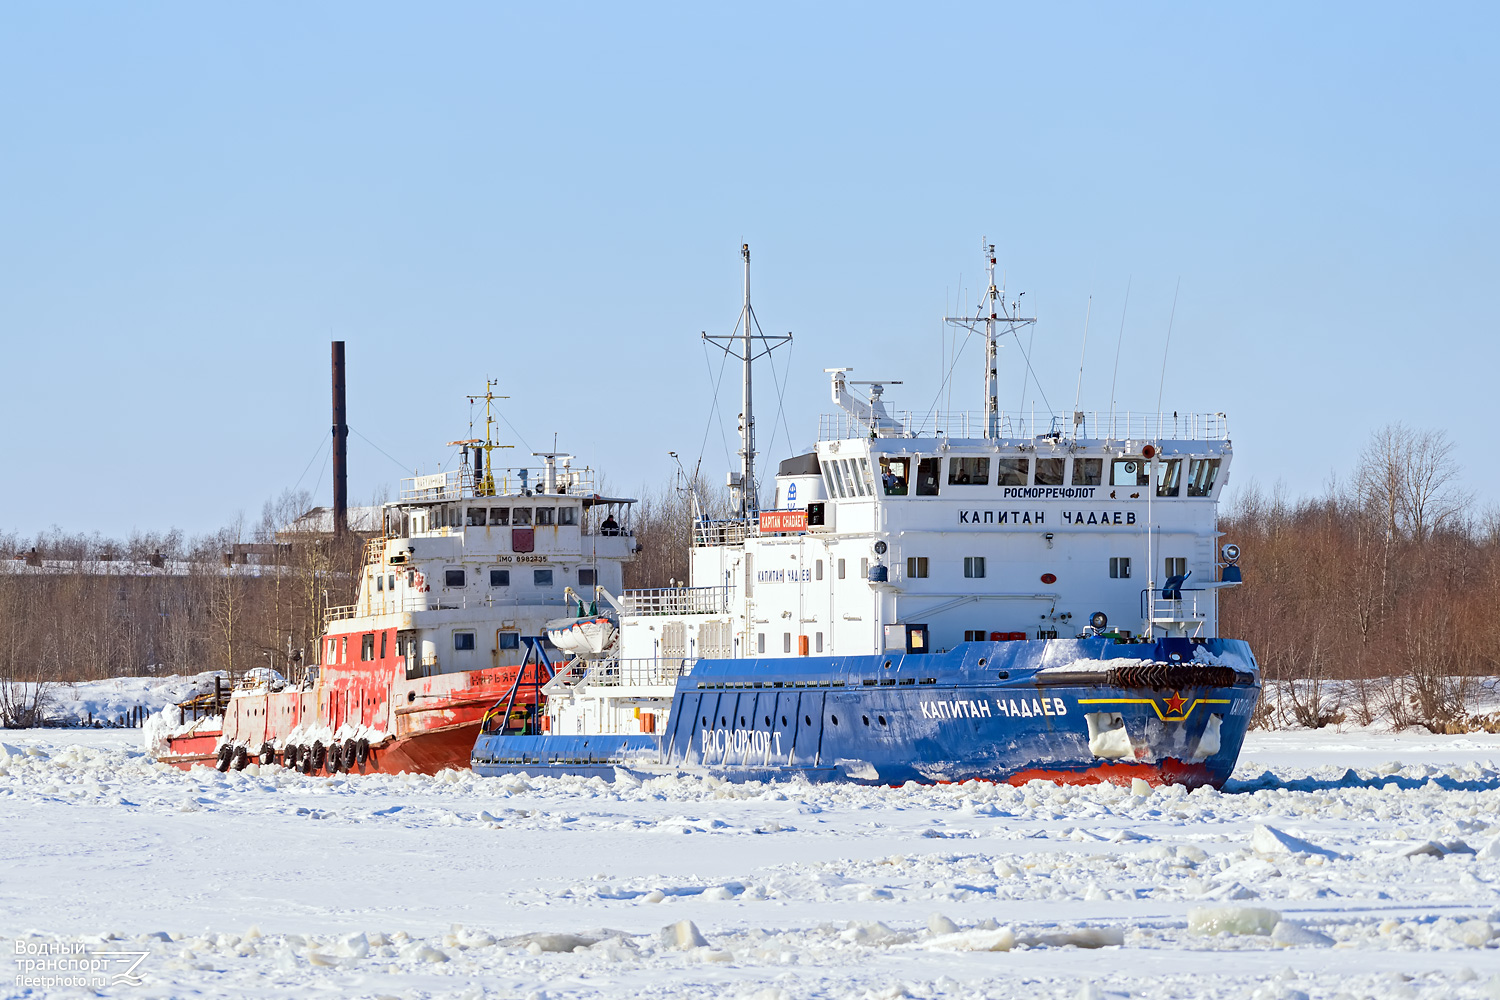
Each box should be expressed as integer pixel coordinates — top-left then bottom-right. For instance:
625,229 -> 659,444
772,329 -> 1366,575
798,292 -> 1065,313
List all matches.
944,241 -> 1036,437
703,244 -> 791,520
465,380 -> 512,496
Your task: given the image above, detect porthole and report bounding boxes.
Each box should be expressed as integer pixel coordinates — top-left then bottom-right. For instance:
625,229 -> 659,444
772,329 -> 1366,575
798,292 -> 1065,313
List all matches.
407,691 -> 415,703
830,715 -> 839,725
804,715 -> 811,726
862,715 -> 870,726
884,660 -> 892,668
978,657 -> 987,667
878,715 -> 887,726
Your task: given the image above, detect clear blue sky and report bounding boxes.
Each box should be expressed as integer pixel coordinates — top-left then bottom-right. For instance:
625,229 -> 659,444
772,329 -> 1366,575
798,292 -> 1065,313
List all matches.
3,4 -> 1496,539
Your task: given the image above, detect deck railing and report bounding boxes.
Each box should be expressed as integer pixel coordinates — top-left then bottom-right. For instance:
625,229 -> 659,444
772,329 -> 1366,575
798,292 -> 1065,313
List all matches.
819,410 -> 1230,443
618,586 -> 730,616
584,657 -> 695,687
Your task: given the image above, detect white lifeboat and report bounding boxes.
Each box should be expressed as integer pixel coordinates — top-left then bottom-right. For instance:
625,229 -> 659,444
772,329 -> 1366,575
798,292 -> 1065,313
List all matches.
544,614 -> 617,658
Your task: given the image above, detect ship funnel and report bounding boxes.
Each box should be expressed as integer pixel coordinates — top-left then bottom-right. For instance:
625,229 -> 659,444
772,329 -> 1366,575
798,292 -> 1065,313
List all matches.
331,341 -> 348,537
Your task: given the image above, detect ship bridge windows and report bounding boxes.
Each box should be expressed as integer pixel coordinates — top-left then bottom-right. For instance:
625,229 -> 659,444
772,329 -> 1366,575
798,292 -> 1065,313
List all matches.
559,507 -> 578,526
948,457 -> 990,485
1072,458 -> 1103,486
1111,459 -> 1150,487
490,569 -> 510,587
995,457 -> 1028,486
454,631 -> 476,651
490,507 -> 510,526
536,507 -> 556,526
578,567 -> 596,586
512,507 -> 532,526
467,507 -> 487,527
879,457 -> 909,495
445,568 -> 465,588
1186,457 -> 1221,497
915,457 -> 942,495
1157,459 -> 1182,497
534,569 -> 553,587
1035,457 -> 1065,486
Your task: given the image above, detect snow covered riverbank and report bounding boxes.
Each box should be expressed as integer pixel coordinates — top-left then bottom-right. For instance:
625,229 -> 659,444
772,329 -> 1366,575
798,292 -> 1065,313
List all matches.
3,730 -> 1500,999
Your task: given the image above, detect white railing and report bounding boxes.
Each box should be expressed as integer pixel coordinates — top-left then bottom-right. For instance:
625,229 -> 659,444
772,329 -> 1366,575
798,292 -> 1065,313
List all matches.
400,466 -> 601,502
619,586 -> 730,616
585,657 -> 695,687
693,519 -> 754,547
819,410 -> 1230,443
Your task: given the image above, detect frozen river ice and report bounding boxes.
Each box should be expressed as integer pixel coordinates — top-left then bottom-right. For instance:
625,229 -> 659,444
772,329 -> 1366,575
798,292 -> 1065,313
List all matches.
4,728 -> 1500,999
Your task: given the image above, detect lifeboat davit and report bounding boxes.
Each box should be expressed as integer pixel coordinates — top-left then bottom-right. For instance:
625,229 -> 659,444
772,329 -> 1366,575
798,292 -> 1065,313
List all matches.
545,614 -> 617,658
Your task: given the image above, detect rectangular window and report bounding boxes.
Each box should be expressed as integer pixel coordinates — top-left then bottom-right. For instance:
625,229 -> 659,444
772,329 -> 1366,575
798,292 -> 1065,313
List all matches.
822,465 -> 839,500
783,633 -> 792,653
757,633 -> 766,654
534,569 -> 554,587
454,631 -> 476,651
1165,557 -> 1188,579
861,557 -> 869,579
964,629 -> 987,642
467,507 -> 487,526
1111,459 -> 1150,487
512,507 -> 532,526
858,457 -> 875,496
578,567 -> 596,586
498,631 -> 520,650
907,556 -> 929,578
815,559 -> 823,581
1186,458 -> 1221,497
1157,459 -> 1182,497
558,507 -> 578,526
388,574 -> 395,590
1035,457 -> 1065,486
340,636 -> 348,662
361,634 -> 375,661
380,631 -> 387,659
947,457 -> 990,485
964,556 -> 986,578
490,569 -> 510,587
995,457 -> 1029,486
445,568 -> 465,588
535,507 -> 556,526
837,459 -> 859,497
490,507 -> 510,526
829,460 -> 848,499
1072,458 -> 1103,486
1110,556 -> 1132,579
815,632 -> 824,653
375,574 -> 384,592
915,457 -> 942,496
879,457 -> 910,495
837,558 -> 846,580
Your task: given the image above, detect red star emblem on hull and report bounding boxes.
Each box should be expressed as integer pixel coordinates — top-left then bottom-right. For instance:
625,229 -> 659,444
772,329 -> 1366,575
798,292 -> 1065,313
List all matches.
1164,691 -> 1187,716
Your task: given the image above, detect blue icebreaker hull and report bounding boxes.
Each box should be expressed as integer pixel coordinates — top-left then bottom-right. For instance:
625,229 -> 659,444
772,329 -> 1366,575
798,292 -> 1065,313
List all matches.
471,637 -> 1260,788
